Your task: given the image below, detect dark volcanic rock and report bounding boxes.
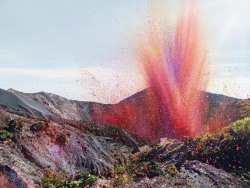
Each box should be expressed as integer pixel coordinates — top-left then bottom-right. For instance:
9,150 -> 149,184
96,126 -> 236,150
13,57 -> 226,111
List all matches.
180,160 -> 247,188
0,165 -> 28,188
0,144 -> 42,187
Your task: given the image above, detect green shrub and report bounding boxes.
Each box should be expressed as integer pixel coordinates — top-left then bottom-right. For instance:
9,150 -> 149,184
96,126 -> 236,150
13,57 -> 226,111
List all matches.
37,169 -> 67,188
62,175 -> 98,187
0,119 -> 26,142
37,170 -> 98,188
113,153 -> 134,186
0,130 -> 14,141
113,148 -> 180,186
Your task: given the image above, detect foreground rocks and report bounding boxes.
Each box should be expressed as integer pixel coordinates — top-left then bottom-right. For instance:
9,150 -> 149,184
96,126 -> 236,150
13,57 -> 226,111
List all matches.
0,116 -> 143,187
17,121 -> 114,176
122,161 -> 246,188
181,161 -> 246,188
111,120 -> 250,187
0,144 -> 42,187
0,117 -> 248,187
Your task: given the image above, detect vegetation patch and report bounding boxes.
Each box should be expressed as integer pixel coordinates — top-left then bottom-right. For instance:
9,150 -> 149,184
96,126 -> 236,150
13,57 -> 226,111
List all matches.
187,117 -> 250,181
37,169 -> 98,188
113,153 -> 133,186
113,148 -> 181,186
0,119 -> 26,141
0,129 -> 14,141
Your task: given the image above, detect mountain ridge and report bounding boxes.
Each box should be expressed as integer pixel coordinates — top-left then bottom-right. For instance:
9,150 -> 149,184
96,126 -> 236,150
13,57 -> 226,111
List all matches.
1,87 -> 249,139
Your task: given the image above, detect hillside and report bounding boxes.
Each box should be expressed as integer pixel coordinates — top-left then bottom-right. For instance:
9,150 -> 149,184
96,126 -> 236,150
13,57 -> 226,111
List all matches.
2,88 -> 249,141
0,88 -> 249,187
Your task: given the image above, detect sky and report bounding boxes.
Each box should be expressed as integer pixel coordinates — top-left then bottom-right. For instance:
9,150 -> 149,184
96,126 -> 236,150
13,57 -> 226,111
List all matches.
0,0 -> 249,103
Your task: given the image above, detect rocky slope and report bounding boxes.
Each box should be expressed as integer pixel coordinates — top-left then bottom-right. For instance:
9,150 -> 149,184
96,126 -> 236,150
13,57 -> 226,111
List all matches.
122,161 -> 246,188
0,88 -> 249,187
112,118 -> 250,187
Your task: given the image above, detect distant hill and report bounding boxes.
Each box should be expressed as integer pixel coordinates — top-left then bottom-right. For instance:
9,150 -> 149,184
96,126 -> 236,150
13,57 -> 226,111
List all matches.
1,88 -> 249,140
90,88 -> 249,139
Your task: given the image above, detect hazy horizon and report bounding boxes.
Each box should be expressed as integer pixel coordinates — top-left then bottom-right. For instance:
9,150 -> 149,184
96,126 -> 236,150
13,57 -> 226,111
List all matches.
1,0 -> 250,103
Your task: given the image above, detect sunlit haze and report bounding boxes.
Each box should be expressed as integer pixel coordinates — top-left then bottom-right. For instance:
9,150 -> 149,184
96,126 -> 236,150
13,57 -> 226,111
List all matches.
0,0 -> 249,103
